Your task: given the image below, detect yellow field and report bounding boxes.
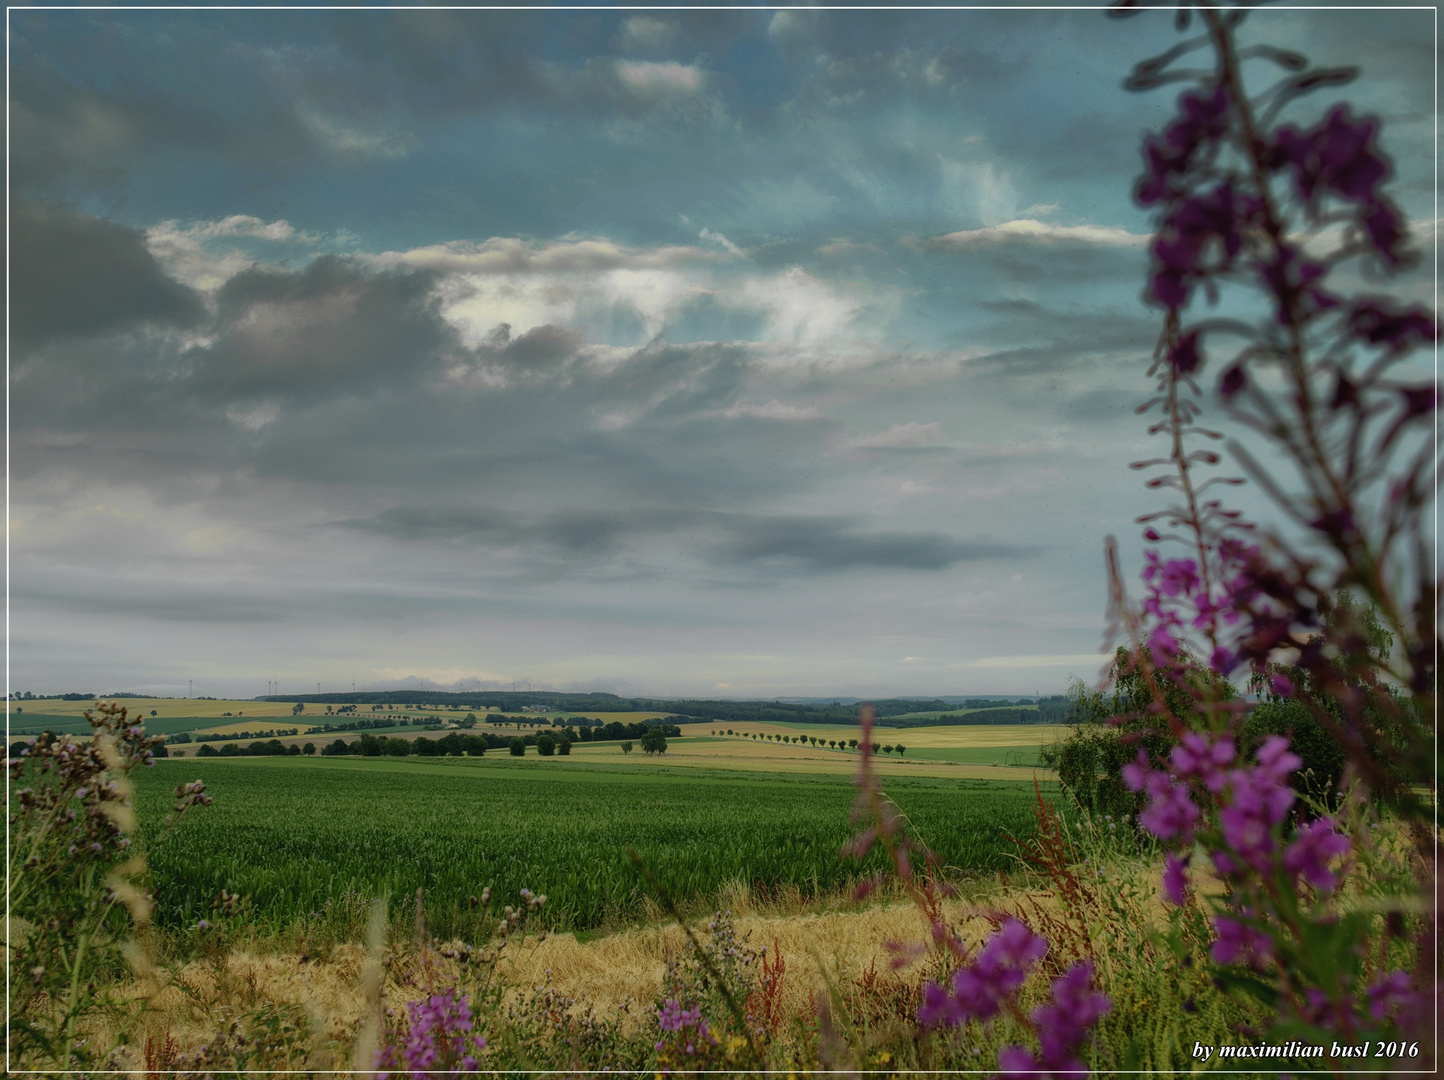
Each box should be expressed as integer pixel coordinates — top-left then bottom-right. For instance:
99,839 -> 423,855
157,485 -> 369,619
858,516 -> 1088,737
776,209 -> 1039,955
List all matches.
547,711 -> 674,723
676,720 -> 1068,749
560,733 -> 1047,782
15,698 -> 300,719
193,719 -> 311,737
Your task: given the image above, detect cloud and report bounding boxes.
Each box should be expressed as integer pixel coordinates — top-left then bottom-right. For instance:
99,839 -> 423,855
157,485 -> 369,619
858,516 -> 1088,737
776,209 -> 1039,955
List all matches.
712,515 -> 1027,572
380,236 -> 716,276
615,60 -> 703,95
147,216 -> 324,291
10,200 -> 206,352
617,16 -> 679,54
957,653 -> 1112,669
190,256 -> 454,402
926,218 -> 1148,249
720,400 -> 821,422
851,421 -> 944,450
698,228 -> 744,256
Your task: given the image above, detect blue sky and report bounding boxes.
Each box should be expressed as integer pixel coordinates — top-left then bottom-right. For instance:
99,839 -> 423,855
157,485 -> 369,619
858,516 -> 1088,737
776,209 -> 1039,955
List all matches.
8,4 -> 1435,699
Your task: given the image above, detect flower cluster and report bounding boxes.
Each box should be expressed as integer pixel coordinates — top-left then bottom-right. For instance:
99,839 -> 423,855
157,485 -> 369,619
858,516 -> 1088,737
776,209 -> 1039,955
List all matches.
1125,732 -> 1355,971
999,962 -> 1112,1076
1270,105 -> 1405,264
919,920 -> 1110,1074
375,990 -> 486,1078
653,997 -> 721,1074
918,919 -> 1048,1027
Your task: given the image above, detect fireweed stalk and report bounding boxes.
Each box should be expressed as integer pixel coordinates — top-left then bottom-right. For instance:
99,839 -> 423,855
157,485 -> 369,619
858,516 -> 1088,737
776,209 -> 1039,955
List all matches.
842,707 -> 1114,1071
1103,0 -> 1435,1061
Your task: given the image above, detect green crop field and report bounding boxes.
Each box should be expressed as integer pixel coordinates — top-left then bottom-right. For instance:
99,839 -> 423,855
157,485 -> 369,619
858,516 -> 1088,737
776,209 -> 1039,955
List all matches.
133,756 -> 1048,937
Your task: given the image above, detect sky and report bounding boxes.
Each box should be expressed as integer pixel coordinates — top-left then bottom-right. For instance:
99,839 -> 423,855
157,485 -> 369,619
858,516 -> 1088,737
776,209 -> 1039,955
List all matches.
7,3 -> 1436,700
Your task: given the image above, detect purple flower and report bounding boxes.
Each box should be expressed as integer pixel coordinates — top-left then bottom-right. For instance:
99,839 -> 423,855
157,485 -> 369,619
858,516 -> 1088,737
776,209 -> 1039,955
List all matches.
1147,624 -> 1180,665
999,962 -> 1110,1077
1169,732 -> 1234,792
1349,300 -> 1437,350
1034,962 -> 1111,1059
1136,86 -> 1230,207
1367,971 -> 1424,1023
657,998 -> 704,1035
997,1046 -> 1045,1076
1273,106 -> 1390,210
1257,243 -> 1337,323
1210,915 -> 1273,968
1361,199 -> 1407,264
918,919 -> 1047,1028
377,989 -> 486,1079
1138,780 -> 1199,841
1168,330 -> 1203,375
1148,183 -> 1259,311
1161,853 -> 1190,906
1219,363 -> 1246,401
1282,817 -> 1351,891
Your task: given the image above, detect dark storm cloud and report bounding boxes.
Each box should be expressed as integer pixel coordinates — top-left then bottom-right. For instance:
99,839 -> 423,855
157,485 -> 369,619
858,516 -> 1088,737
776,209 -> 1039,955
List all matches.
337,503 -> 1027,576
10,201 -> 205,352
711,515 -> 1029,572
194,257 -> 452,402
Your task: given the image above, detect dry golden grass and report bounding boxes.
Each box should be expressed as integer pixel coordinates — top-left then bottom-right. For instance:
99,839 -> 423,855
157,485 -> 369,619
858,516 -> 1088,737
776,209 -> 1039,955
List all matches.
109,865 -> 1175,1071
21,698 -> 300,719
562,736 -> 1046,781
677,721 -> 1069,748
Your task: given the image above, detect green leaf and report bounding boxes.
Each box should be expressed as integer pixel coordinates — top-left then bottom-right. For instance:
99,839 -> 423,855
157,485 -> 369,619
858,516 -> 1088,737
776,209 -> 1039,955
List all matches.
1213,969 -> 1280,1008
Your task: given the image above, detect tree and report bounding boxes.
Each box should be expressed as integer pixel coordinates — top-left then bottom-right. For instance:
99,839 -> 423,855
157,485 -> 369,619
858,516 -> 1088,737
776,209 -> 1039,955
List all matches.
640,728 -> 668,755
509,737 -> 525,757
620,740 -> 633,754
895,744 -> 906,757
303,742 -> 316,755
848,739 -> 858,750
149,710 -> 157,718
1042,647 -> 1234,820
536,733 -> 556,756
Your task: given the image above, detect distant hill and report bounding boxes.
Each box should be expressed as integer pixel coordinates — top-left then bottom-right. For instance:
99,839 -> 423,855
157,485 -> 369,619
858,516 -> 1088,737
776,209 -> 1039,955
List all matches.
261,691 -> 1072,727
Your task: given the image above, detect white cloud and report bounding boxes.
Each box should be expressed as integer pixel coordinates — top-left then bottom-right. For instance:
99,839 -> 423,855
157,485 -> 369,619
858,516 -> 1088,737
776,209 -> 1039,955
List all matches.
617,16 -> 678,53
225,401 -> 280,431
380,236 -> 715,276
146,215 -> 323,291
699,228 -> 744,256
720,400 -> 821,421
742,267 -> 860,343
295,104 -> 413,160
852,421 -> 942,449
928,218 -> 1148,248
616,60 -> 703,95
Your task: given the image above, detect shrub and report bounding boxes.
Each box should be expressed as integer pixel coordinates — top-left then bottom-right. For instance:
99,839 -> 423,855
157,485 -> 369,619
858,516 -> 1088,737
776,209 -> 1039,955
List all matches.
9,702 -> 211,1069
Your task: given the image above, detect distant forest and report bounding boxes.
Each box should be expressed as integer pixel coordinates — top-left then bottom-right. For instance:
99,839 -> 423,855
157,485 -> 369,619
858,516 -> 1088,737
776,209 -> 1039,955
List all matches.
255,691 -> 1073,727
